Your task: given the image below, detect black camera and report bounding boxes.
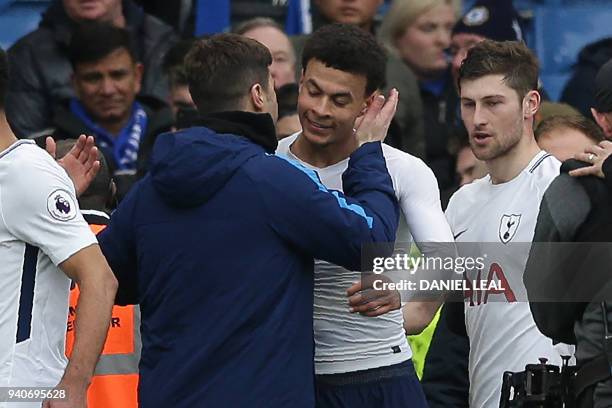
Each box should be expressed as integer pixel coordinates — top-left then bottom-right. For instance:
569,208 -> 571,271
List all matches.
500,356 -> 576,408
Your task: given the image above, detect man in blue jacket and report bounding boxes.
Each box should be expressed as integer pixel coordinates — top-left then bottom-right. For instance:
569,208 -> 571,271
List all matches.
98,33 -> 400,407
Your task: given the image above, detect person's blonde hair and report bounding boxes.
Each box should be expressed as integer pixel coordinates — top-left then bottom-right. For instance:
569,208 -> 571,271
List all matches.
379,0 -> 461,56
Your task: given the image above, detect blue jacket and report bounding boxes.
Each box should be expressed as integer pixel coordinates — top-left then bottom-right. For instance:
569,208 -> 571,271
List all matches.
99,111 -> 399,407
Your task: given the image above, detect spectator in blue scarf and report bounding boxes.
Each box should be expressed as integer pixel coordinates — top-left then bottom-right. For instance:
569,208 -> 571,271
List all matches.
39,22 -> 174,200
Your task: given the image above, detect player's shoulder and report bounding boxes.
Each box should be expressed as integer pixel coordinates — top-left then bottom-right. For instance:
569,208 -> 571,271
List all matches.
381,143 -> 435,179
528,152 -> 560,175
525,152 -> 561,189
0,140 -> 55,175
446,176 -> 490,215
0,140 -> 72,197
1,139 -> 42,159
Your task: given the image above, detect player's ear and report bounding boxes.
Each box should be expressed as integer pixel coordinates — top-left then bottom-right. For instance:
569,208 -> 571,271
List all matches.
362,90 -> 380,115
523,90 -> 540,119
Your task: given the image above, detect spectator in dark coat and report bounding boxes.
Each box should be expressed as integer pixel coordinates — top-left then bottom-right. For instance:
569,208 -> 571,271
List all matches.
525,141 -> 612,408
7,0 -> 177,138
561,38 -> 612,119
37,23 -> 173,201
590,58 -> 612,140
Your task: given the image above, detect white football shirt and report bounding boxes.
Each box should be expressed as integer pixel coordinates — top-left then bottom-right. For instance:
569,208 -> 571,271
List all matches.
0,140 -> 97,405
277,134 -> 454,374
445,150 -> 573,408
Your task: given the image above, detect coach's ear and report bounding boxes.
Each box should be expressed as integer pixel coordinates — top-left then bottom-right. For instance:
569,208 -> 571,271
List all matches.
249,83 -> 266,112
523,90 -> 540,119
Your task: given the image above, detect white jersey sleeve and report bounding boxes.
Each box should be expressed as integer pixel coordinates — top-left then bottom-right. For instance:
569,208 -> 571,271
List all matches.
382,145 -> 454,247
0,146 -> 97,266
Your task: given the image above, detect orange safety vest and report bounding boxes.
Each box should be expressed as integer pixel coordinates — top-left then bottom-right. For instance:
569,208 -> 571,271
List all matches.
65,221 -> 140,408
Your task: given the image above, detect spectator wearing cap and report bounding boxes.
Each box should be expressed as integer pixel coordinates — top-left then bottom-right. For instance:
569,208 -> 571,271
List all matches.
536,115 -> 605,161
234,18 -> 297,90
380,0 -> 461,190
449,0 -> 523,86
39,23 -> 173,201
591,59 -> 612,139
7,0 -> 177,139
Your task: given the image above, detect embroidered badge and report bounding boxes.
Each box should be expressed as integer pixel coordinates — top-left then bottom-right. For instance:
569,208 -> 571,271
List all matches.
47,189 -> 77,221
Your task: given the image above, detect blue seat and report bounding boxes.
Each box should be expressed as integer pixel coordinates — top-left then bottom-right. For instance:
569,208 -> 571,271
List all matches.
0,0 -> 51,49
533,5 -> 612,101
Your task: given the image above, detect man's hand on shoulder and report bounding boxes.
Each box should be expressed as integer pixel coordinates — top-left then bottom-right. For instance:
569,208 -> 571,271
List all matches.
570,140 -> 612,179
353,88 -> 399,147
46,135 -> 100,196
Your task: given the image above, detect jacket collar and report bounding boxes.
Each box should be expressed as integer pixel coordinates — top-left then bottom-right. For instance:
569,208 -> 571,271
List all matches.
195,111 -> 278,153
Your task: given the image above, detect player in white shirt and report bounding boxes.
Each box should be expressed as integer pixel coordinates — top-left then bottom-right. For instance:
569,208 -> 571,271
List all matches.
444,40 -> 574,407
275,24 -> 453,408
0,48 -> 117,408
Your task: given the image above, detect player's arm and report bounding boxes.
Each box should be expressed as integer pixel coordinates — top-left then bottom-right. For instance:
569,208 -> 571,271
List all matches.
524,173 -> 589,344
1,154 -> 116,408
46,245 -> 117,407
401,164 -> 456,334
264,142 -> 398,271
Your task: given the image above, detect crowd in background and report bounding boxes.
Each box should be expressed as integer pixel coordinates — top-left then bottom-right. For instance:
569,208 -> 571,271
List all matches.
5,0 -> 612,205
3,0 -> 612,407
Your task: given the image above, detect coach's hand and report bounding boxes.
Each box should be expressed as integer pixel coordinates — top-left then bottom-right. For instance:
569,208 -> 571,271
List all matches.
347,274 -> 401,317
353,88 -> 398,146
571,140 -> 612,179
46,134 -> 100,196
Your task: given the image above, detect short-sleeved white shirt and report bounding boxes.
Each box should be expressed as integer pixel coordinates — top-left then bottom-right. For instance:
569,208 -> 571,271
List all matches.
0,140 -> 97,399
446,151 -> 573,408
277,134 -> 454,374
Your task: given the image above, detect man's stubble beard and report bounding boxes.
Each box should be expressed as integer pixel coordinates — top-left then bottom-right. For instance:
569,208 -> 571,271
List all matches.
472,115 -> 524,162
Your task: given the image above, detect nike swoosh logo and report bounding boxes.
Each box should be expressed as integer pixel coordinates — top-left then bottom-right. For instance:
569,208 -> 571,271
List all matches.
454,229 -> 468,240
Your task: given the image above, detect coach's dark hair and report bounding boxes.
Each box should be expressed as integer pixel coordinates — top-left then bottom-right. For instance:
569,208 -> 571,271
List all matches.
184,33 -> 272,115
68,22 -> 137,68
535,115 -> 605,144
302,24 -> 386,95
0,47 -> 6,109
458,40 -> 539,102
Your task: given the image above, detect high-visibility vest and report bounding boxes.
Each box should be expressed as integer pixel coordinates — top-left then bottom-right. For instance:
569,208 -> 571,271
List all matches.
66,213 -> 141,408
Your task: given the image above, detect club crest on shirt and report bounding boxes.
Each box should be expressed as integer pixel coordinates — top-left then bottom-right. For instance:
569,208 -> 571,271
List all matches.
499,214 -> 521,244
47,189 -> 77,221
